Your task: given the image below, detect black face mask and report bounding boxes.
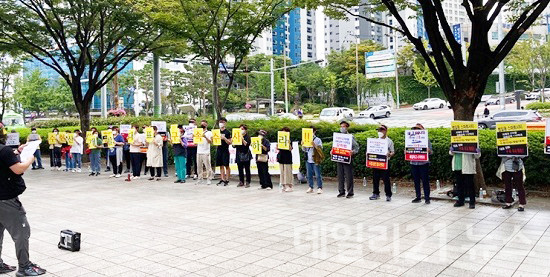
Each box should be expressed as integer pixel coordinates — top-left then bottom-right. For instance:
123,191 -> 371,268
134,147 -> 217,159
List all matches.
202,125 -> 207,129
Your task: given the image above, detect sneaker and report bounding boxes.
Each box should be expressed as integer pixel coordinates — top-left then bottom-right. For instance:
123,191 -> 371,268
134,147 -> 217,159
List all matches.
411,198 -> 422,203
105,168 -> 111,172
76,168 -> 82,173
216,180 -> 224,186
425,199 -> 431,204
109,174 -> 116,178
284,187 -> 293,192
266,187 -> 272,190
71,169 -> 76,173
346,194 -> 354,198
95,172 -> 100,176
207,180 -> 212,185
135,176 -> 140,180
174,180 -> 182,183
0,263 -> 16,273
337,193 -> 345,198
306,188 -> 314,193
258,187 -> 267,190
518,206 -> 525,212
156,178 -> 161,181
181,180 -> 186,183
386,196 -> 391,202
453,202 -> 464,207
223,181 -> 229,186
115,174 -> 121,178
469,203 -> 475,209
237,182 -> 244,187
148,177 -> 155,181
196,180 -> 204,185
369,194 -> 380,200
31,168 -> 37,170
317,188 -> 323,194
193,175 -> 198,180
16,263 -> 46,277
56,167 -> 62,171
502,204 -> 513,209
38,167 -> 44,170
245,183 -> 250,188
164,174 -> 168,177
89,173 -> 96,176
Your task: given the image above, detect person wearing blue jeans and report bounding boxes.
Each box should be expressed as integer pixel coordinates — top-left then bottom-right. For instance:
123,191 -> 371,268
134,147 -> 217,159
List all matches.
410,124 -> 433,204
27,128 -> 44,170
70,130 -> 84,172
301,126 -> 323,194
89,131 -> 103,176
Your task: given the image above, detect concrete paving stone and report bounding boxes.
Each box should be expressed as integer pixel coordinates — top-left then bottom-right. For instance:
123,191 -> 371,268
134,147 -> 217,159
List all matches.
8,167 -> 550,276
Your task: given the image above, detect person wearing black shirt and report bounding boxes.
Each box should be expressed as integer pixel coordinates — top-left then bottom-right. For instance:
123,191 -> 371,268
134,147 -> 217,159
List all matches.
256,130 -> 273,190
173,125 -> 187,183
0,131 -> 46,276
277,127 -> 294,192
215,118 -> 232,186
233,124 -> 252,188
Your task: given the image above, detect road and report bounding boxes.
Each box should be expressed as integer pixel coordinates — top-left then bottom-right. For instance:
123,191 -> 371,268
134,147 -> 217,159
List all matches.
375,100 -> 537,128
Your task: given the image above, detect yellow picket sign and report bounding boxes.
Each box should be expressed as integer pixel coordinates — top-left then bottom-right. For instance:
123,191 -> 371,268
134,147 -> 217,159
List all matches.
58,132 -> 67,144
170,125 -> 181,144
212,129 -> 221,146
127,129 -> 135,144
88,135 -> 98,150
145,127 -> 154,143
193,128 -> 203,144
48,133 -> 56,145
251,137 -> 262,154
86,131 -> 93,144
66,133 -> 74,145
105,132 -> 115,148
302,128 -> 313,147
278,131 -> 290,150
232,128 -> 242,145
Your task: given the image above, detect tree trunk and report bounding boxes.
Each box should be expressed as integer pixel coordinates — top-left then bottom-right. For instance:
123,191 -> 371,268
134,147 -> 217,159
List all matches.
211,65 -> 221,119
427,86 -> 431,98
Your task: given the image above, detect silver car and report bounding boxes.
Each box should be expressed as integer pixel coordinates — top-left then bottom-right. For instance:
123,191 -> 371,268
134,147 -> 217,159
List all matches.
477,110 -> 543,129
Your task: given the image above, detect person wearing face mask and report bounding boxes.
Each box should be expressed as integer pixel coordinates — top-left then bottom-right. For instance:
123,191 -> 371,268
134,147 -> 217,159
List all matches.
408,124 -> 433,204
173,125 -> 187,183
277,126 -> 294,192
301,126 -> 323,194
129,125 -> 145,179
89,130 -> 103,176
49,128 -> 62,170
146,126 -> 164,181
450,146 -> 481,209
103,127 -> 113,173
108,128 -> 125,178
215,118 -> 232,186
27,128 -> 43,170
70,130 -> 83,173
234,124 -> 252,188
369,125 -> 395,201
497,156 -> 527,211
196,120 -> 213,185
62,130 -> 73,172
185,119 -> 198,180
256,130 -> 273,190
336,121 -> 359,198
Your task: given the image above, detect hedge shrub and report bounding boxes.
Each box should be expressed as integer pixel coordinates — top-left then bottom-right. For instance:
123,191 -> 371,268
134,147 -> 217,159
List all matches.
525,102 -> 550,110
11,119 -> 549,189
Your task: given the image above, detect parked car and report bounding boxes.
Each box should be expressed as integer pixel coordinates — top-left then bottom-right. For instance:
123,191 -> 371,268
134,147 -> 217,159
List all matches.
319,107 -> 354,122
486,95 -> 515,105
525,92 -> 540,100
358,105 -> 391,118
477,110 -> 543,129
480,95 -> 493,102
413,98 -> 447,110
349,117 -> 379,125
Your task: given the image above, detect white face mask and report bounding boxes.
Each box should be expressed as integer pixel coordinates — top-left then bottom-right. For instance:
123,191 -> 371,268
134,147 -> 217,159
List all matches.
377,132 -> 384,138
219,123 -> 226,128
31,130 -> 37,134
241,130 -> 246,135
54,131 -> 58,134
258,135 -> 264,139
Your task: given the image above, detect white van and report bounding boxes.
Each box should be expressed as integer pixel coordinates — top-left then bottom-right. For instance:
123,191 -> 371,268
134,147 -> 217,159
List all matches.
319,107 -> 354,122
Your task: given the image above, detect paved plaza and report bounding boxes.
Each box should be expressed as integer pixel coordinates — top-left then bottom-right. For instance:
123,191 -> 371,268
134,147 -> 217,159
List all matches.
2,167 -> 550,277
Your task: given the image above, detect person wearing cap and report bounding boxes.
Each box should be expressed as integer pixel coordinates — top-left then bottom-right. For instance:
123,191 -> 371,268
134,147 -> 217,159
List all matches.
409,124 -> 433,204
369,125 -> 395,201
256,130 -> 273,190
336,121 -> 359,198
301,126 -> 323,194
450,145 -> 481,209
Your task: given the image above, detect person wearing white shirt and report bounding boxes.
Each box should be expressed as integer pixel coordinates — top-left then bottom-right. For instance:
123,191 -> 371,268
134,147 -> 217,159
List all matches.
70,130 -> 84,172
196,120 -> 213,185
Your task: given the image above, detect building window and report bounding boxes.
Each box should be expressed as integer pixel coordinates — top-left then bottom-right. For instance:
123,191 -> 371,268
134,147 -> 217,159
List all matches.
308,52 -> 313,58
307,27 -> 312,33
307,36 -> 312,41
307,11 -> 312,16
307,19 -> 312,25
307,44 -> 312,49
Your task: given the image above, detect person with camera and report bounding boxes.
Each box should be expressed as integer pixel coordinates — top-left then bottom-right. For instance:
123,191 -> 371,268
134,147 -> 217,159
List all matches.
0,127 -> 47,276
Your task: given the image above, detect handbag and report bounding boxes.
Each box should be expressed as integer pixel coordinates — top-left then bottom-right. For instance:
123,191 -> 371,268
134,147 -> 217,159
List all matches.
257,154 -> 268,163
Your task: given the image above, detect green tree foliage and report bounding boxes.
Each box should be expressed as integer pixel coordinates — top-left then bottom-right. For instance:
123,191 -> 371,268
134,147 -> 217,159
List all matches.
13,70 -> 73,115
0,0 -> 162,132
413,60 -> 438,98
134,0 -> 293,118
181,64 -> 211,115
0,53 -> 23,121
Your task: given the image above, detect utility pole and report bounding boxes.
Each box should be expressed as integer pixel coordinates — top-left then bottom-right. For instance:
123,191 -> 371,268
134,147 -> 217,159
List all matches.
498,13 -> 506,110
394,31 -> 400,109
356,35 -> 361,110
270,57 -> 275,116
100,71 -> 107,118
153,54 -> 161,117
284,54 -> 289,113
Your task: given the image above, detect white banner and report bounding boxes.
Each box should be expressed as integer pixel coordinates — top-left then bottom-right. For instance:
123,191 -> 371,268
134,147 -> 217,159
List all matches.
367,138 -> 388,155
151,121 -> 167,132
215,141 -> 300,175
120,125 -> 132,134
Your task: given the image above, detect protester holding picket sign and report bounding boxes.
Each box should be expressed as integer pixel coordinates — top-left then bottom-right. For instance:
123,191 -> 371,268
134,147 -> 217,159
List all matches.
256,130 -> 273,190
369,125 -> 395,201
129,125 -> 145,179
215,118 -> 232,186
70,130 -> 83,173
27,128 -> 44,170
89,130 -> 103,176
334,121 -> 359,198
234,124 -> 252,188
62,130 -> 72,172
408,124 -> 433,204
49,128 -> 62,170
185,119 -> 198,180
497,157 -> 527,211
277,127 -> 293,192
301,126 -> 323,194
172,125 -> 187,183
146,126 -> 164,181
450,147 -> 481,209
108,127 -> 125,178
